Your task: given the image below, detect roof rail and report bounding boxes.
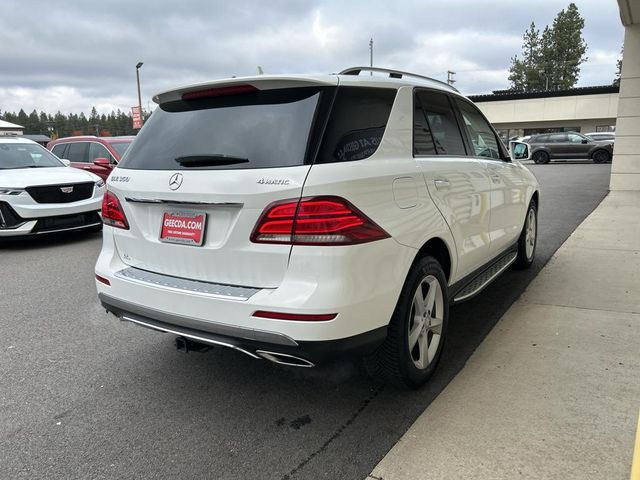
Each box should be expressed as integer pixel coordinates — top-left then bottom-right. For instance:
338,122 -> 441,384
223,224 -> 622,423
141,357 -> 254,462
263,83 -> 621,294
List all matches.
338,66 -> 459,93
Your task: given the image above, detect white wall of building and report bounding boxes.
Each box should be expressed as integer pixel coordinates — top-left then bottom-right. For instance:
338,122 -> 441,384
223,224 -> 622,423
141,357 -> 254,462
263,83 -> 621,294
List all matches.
475,93 -> 619,125
611,0 -> 640,191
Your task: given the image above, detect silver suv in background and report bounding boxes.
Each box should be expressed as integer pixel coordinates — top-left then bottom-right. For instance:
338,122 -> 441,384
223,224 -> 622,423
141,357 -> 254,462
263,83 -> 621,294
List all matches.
528,131 -> 613,164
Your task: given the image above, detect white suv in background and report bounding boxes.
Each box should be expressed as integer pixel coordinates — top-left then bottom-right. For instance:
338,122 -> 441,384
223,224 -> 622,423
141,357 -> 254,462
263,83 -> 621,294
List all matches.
95,67 -> 539,388
0,137 -> 104,237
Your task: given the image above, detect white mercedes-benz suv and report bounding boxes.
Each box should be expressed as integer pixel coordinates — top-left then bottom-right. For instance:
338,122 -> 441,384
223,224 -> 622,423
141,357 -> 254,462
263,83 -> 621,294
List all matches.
95,67 -> 539,388
0,137 -> 104,237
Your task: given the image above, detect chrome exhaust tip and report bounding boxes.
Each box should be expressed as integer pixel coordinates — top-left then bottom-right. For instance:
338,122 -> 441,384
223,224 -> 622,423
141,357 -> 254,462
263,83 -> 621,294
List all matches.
256,350 -> 315,368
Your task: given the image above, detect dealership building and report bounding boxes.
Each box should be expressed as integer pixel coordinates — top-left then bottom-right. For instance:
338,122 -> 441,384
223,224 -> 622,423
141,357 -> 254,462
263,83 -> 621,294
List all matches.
0,120 -> 24,136
468,85 -> 619,143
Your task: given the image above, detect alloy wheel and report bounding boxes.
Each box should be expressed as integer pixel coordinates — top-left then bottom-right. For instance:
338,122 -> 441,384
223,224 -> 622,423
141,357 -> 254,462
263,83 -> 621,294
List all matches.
525,207 -> 537,260
408,275 -> 444,370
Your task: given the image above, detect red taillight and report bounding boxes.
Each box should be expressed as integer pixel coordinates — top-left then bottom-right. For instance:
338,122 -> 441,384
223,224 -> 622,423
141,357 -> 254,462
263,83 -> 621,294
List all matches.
101,190 -> 129,229
250,196 -> 389,245
95,274 -> 111,286
181,84 -> 258,100
252,310 -> 337,322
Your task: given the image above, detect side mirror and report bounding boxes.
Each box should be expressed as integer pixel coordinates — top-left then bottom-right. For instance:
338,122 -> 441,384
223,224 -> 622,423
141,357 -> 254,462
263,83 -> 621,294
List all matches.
581,139 -> 588,144
93,157 -> 110,167
60,159 -> 71,167
509,141 -> 530,161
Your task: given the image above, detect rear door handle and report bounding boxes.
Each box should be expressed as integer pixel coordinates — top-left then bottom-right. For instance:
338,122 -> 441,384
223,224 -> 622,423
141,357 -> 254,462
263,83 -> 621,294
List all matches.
434,178 -> 451,190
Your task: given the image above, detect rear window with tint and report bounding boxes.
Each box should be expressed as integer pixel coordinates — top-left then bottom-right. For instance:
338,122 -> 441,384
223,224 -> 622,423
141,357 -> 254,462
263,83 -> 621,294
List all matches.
414,90 -> 466,156
315,87 -> 396,163
119,88 -> 323,170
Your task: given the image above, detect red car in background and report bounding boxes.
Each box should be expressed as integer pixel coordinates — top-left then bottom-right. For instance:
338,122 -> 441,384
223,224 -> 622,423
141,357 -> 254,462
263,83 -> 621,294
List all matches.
47,136 -> 134,180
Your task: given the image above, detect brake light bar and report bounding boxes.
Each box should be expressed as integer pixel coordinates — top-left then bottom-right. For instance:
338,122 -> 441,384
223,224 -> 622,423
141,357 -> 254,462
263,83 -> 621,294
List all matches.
252,310 -> 337,322
250,196 -> 389,245
181,84 -> 258,100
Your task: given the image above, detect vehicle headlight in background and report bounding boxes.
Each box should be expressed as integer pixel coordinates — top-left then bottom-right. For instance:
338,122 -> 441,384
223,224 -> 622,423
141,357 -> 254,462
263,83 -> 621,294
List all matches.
0,188 -> 24,195
95,179 -> 105,188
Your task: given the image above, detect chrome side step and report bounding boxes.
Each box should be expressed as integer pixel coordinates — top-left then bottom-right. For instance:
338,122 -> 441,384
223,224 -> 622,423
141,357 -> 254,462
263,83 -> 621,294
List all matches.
453,252 -> 517,303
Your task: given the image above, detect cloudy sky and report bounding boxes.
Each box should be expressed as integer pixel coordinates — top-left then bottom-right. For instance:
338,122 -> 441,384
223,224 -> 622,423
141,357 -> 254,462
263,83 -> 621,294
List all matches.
0,0 -> 624,115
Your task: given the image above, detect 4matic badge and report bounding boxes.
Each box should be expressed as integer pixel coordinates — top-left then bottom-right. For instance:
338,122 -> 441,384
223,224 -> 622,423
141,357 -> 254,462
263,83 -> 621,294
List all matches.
257,178 -> 290,186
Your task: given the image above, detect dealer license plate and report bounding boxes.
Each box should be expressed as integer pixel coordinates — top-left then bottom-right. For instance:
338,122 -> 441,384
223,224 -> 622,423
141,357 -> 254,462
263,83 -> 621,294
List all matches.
159,211 -> 207,246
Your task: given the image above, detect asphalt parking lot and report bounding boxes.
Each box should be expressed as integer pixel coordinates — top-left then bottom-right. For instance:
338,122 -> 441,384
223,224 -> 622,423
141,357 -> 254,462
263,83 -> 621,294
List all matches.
0,163 -> 611,480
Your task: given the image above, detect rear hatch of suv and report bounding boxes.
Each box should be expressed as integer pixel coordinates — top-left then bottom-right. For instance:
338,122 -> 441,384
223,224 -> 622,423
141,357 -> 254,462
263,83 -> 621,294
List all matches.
109,78 -> 338,288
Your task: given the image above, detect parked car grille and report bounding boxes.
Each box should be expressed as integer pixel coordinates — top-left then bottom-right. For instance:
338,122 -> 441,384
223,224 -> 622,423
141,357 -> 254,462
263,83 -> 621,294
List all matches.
32,211 -> 101,233
25,182 -> 94,204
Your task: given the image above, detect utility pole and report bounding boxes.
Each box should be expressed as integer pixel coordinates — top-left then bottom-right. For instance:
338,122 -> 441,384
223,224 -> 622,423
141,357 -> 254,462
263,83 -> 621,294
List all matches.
369,38 -> 373,75
135,62 -> 143,111
135,62 -> 143,130
447,70 -> 456,86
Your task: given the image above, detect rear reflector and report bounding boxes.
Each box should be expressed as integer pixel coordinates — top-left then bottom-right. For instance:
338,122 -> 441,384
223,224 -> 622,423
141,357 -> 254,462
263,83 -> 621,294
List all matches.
250,196 -> 389,245
252,310 -> 337,322
181,84 -> 258,100
95,274 -> 111,286
101,190 -> 129,229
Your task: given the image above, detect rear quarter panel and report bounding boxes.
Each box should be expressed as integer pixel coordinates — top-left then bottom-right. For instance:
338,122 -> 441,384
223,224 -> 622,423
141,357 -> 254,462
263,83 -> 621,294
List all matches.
300,86 -> 457,286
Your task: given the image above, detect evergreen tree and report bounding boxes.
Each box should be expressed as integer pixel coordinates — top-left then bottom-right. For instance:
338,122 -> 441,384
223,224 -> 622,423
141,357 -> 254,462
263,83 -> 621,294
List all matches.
0,106 -> 152,136
508,3 -> 588,92
545,3 -> 588,89
508,22 -> 543,91
614,47 -> 623,87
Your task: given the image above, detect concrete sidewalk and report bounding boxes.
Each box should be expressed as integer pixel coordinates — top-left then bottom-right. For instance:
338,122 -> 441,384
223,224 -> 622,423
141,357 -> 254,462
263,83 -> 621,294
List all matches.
369,191 -> 640,480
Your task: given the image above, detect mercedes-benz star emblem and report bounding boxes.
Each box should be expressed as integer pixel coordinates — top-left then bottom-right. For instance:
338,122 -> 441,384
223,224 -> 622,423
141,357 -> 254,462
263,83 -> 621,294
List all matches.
169,173 -> 183,190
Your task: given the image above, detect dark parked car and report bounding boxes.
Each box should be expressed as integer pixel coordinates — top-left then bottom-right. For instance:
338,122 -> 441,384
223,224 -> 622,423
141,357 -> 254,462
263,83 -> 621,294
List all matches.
527,132 -> 613,164
584,132 -> 616,143
47,136 -> 134,180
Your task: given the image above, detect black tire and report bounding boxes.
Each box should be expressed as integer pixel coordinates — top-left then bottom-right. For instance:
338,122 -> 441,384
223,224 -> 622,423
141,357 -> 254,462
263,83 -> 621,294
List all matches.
592,149 -> 611,164
364,256 -> 449,389
514,200 -> 537,269
532,150 -> 550,164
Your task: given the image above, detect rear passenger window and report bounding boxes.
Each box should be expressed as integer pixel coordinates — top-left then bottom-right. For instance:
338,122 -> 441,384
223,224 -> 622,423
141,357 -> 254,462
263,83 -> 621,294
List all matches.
456,100 -> 501,159
66,142 -> 89,163
413,94 -> 437,155
51,144 -> 66,158
89,143 -> 114,163
415,91 -> 466,156
316,87 -> 396,163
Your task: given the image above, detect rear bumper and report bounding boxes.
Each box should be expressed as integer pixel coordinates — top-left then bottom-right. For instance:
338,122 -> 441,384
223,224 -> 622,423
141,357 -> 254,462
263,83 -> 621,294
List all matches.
95,227 -> 417,358
99,292 -> 387,365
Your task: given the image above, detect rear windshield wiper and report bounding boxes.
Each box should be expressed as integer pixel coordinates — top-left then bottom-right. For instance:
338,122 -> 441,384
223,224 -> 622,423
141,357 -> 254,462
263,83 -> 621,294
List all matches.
175,154 -> 249,167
